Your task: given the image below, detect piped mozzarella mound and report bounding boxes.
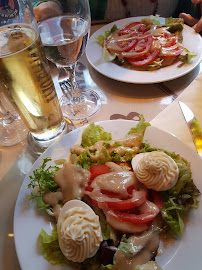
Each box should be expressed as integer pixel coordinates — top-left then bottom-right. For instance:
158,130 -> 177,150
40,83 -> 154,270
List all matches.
132,151 -> 179,191
57,200 -> 103,263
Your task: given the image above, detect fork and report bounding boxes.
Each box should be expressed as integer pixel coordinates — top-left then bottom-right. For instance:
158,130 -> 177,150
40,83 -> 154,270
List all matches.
57,67 -> 73,102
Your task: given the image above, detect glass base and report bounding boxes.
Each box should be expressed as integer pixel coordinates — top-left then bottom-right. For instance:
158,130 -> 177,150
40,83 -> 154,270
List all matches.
60,89 -> 101,121
0,112 -> 28,147
27,118 -> 75,156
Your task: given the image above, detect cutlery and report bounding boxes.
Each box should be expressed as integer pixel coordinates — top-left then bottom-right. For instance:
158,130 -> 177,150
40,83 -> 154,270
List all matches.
179,101 -> 202,157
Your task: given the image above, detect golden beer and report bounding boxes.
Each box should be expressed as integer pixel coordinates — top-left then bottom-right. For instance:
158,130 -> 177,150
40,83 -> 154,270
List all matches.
0,23 -> 64,140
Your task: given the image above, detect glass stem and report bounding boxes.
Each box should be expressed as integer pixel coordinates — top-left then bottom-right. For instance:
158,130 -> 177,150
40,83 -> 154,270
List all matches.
0,100 -> 15,125
64,63 -> 83,105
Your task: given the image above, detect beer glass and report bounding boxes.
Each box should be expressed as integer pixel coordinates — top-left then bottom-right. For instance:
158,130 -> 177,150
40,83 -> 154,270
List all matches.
35,0 -> 101,121
0,0 -> 73,154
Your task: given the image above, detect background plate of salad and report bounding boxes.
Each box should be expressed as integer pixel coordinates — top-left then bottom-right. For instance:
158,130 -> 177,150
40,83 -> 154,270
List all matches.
14,120 -> 202,270
86,16 -> 202,84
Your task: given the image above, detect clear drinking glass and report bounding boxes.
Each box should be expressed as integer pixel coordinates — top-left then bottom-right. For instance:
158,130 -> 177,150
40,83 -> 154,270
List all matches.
36,0 -> 101,121
0,96 -> 28,147
0,0 -> 74,155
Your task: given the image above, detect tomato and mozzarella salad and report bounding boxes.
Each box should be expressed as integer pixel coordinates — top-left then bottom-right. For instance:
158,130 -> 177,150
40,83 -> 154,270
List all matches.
28,119 -> 200,270
96,16 -> 196,70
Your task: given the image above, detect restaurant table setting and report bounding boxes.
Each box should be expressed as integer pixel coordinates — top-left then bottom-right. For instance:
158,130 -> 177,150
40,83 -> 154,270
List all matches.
1,7 -> 202,270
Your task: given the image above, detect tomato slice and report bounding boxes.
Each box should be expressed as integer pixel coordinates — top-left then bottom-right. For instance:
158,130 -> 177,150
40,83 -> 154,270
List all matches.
118,22 -> 148,37
118,22 -> 141,35
150,190 -> 163,211
117,38 -> 138,52
127,48 -> 161,66
105,208 -> 149,233
105,207 -> 155,224
123,35 -> 153,59
103,190 -> 147,210
106,200 -> 160,224
160,44 -> 184,57
89,164 -> 111,184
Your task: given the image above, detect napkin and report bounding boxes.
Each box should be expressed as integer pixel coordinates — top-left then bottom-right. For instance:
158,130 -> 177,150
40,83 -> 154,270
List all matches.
150,70 -> 202,152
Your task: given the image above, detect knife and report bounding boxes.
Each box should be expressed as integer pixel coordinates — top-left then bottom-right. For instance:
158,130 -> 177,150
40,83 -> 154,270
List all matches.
179,101 -> 202,157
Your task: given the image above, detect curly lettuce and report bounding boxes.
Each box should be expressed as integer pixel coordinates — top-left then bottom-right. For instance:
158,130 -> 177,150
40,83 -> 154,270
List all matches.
28,158 -> 60,210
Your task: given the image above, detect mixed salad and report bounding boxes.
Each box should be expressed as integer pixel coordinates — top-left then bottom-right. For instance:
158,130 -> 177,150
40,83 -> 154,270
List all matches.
28,117 -> 200,270
95,16 -> 196,70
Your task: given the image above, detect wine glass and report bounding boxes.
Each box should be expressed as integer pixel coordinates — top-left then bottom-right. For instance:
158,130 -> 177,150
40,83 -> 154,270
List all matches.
37,0 -> 101,121
0,95 -> 28,147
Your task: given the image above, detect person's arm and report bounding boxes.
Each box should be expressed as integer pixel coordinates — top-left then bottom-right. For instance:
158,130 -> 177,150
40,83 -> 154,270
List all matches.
32,0 -> 62,22
179,0 -> 202,33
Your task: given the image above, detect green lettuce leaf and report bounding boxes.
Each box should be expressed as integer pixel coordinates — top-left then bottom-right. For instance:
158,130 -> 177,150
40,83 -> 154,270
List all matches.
95,24 -> 118,47
81,123 -> 112,147
179,48 -> 197,66
128,114 -> 150,137
39,226 -> 75,266
40,225 -> 102,269
147,15 -> 161,26
74,117 -> 150,169
118,235 -> 133,254
138,145 -> 200,235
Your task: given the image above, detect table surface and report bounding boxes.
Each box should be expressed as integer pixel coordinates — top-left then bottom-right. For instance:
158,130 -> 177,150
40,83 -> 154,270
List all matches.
1,24 -> 202,270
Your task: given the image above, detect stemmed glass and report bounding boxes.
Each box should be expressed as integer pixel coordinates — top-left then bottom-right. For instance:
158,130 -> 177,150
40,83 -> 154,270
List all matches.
0,95 -> 28,147
37,0 -> 101,121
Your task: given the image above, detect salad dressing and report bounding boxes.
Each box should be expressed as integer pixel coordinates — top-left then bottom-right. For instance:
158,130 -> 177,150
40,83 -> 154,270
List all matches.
54,163 -> 90,203
91,171 -> 138,199
117,133 -> 141,148
42,164 -> 90,219
113,230 -> 159,270
70,133 -> 142,164
43,191 -> 63,219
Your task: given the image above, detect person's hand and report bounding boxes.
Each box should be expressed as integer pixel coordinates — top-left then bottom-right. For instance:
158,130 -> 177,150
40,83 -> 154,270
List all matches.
179,0 -> 202,33
33,1 -> 62,22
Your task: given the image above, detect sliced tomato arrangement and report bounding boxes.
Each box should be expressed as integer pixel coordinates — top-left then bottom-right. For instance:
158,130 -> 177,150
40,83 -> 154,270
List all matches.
85,163 -> 163,233
89,164 -> 111,184
105,20 -> 184,68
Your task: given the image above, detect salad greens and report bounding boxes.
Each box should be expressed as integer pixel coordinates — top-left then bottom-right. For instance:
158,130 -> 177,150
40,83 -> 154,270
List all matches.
95,24 -> 118,47
81,122 -> 112,147
140,145 -> 200,236
39,226 -> 72,266
179,48 -> 197,66
28,117 -> 200,269
73,115 -> 150,169
28,158 -> 60,210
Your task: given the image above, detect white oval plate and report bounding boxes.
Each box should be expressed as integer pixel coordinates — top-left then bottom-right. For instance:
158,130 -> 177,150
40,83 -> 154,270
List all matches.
86,17 -> 202,84
14,120 -> 202,270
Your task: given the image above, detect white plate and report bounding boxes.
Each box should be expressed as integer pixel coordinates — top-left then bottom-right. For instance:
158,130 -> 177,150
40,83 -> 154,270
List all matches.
86,17 -> 202,84
14,120 -> 202,270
